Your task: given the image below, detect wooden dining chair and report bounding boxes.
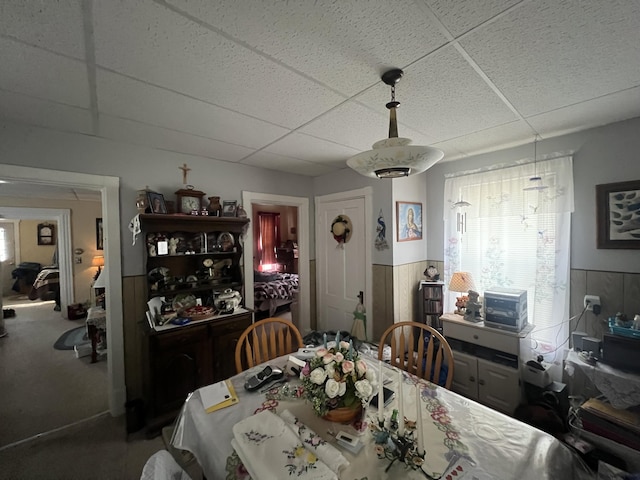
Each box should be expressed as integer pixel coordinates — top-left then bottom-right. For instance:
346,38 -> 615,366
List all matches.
378,321 -> 455,389
235,317 -> 304,374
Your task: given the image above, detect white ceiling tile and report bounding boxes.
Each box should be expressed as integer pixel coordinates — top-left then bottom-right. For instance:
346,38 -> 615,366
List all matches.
300,102 -> 392,151
527,87 -> 640,139
265,133 -> 360,164
436,120 -> 534,158
461,0 -> 640,117
357,46 -> 519,142
167,0 -> 448,97
99,115 -> 256,162
241,151 -> 336,177
0,38 -> 90,108
97,70 -> 289,150
426,0 -> 522,37
0,90 -> 93,134
0,0 -> 85,58
93,0 -> 345,129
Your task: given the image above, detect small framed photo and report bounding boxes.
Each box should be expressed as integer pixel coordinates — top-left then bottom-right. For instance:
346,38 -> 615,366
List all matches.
37,223 -> 55,245
147,191 -> 167,214
596,180 -> 640,249
96,218 -> 104,250
396,201 -> 423,242
222,200 -> 237,217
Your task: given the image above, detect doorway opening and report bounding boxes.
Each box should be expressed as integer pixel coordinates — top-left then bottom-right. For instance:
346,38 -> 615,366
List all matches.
241,192 -> 310,334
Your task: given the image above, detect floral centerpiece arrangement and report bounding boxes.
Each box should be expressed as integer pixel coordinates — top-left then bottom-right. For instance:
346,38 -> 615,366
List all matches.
300,338 -> 376,418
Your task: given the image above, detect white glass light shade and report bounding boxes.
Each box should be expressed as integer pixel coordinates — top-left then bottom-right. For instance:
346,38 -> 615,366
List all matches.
346,137 -> 444,179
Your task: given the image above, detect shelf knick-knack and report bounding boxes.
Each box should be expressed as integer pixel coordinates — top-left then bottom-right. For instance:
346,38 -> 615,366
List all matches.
207,196 -> 222,216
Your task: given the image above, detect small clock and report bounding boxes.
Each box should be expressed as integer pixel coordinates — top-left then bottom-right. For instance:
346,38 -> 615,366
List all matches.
175,186 -> 206,215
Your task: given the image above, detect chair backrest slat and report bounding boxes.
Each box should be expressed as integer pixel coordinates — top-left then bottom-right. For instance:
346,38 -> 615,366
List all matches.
378,321 -> 455,390
235,318 -> 304,374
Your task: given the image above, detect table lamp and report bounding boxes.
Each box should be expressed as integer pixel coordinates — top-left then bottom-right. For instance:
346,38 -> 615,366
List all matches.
92,255 -> 105,280
448,272 -> 476,314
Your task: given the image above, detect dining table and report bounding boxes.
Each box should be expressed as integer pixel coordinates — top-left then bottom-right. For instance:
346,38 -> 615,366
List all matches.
171,352 -> 595,480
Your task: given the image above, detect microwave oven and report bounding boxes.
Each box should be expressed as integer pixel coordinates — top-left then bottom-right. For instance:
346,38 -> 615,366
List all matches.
483,287 -> 528,332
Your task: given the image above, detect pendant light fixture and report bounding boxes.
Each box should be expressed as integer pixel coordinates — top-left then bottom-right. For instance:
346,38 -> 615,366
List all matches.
347,69 -> 444,179
523,136 -> 548,191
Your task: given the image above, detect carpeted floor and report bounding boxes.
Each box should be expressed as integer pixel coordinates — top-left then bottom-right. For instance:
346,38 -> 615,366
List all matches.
0,297 -> 108,448
53,325 -> 90,350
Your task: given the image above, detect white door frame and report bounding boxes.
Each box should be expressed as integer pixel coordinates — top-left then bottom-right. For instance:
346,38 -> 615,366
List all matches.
315,187 -> 373,338
0,164 -> 125,416
242,191 -> 310,334
0,207 -> 73,312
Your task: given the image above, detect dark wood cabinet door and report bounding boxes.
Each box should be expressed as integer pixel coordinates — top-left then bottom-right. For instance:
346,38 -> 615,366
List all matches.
151,326 -> 212,415
210,313 -> 252,381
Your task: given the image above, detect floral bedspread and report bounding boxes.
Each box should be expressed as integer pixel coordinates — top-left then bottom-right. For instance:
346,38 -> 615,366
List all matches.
253,273 -> 299,301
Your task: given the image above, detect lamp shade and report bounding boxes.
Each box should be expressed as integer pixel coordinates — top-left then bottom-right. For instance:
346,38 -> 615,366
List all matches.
91,255 -> 105,268
448,272 -> 476,293
93,268 -> 106,289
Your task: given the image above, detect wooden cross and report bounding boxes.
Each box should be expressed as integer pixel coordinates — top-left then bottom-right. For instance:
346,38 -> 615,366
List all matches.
179,163 -> 191,184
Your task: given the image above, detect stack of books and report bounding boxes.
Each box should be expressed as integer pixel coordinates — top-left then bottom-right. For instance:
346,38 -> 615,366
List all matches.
578,398 -> 640,451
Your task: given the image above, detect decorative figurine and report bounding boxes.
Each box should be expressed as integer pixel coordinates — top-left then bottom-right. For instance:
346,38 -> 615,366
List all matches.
464,290 -> 482,322
424,265 -> 440,282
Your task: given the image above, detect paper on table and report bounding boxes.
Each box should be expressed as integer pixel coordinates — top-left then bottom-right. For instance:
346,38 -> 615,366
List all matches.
200,379 -> 238,414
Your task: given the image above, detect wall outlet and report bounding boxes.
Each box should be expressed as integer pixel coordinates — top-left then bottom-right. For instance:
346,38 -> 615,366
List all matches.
584,295 -> 601,311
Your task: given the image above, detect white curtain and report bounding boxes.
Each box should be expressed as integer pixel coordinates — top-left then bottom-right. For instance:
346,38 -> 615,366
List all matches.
443,156 -> 574,362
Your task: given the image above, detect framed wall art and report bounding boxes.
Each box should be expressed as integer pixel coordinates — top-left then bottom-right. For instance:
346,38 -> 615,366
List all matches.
147,191 -> 167,214
223,200 -> 237,217
37,223 -> 55,245
397,201 -> 423,242
596,180 -> 640,249
96,218 -> 104,250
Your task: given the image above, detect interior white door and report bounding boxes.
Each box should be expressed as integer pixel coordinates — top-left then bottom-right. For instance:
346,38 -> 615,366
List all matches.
316,194 -> 368,335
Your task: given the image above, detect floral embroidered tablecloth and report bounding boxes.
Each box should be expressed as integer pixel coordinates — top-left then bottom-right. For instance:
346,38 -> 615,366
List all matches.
172,356 -> 594,480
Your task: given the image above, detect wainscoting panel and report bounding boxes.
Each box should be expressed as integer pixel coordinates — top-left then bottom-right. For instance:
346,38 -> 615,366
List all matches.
123,275 -> 146,402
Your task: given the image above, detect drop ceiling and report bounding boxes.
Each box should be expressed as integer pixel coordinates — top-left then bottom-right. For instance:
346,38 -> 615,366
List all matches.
1,0 -> 639,179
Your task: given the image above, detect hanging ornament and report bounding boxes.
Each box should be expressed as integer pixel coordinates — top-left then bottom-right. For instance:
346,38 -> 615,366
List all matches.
331,214 -> 352,249
375,209 -> 389,251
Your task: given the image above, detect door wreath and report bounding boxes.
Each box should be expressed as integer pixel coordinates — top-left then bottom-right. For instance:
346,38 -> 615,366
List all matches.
331,215 -> 352,248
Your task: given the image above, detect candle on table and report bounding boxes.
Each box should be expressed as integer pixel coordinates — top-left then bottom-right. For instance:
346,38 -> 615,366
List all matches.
323,333 -> 328,349
416,383 -> 424,452
397,369 -> 404,436
378,361 -> 384,423
349,339 -> 354,359
335,330 -> 341,344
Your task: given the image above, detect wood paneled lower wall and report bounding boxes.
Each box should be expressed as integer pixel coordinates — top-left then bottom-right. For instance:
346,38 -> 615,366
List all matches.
122,265 -> 640,401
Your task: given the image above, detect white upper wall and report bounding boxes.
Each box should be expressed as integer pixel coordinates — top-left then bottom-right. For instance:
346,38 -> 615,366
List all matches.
424,116 -> 640,273
0,120 -> 315,276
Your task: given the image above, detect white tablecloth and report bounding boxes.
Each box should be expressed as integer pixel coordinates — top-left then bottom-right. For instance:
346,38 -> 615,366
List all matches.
173,356 -> 594,480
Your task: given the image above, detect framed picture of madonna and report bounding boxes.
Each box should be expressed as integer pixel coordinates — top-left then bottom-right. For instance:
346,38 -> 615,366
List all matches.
596,180 -> 640,249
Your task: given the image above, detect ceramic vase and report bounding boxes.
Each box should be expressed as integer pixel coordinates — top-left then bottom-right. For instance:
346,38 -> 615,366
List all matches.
207,196 -> 222,216
321,403 -> 363,424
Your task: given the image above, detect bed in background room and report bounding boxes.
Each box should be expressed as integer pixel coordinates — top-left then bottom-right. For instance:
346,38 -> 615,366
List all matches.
253,271 -> 299,317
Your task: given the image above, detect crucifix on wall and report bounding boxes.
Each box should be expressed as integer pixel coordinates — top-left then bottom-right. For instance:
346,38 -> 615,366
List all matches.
179,163 -> 191,185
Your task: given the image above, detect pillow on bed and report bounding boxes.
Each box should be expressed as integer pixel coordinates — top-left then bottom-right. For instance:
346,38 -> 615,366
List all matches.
254,271 -> 283,282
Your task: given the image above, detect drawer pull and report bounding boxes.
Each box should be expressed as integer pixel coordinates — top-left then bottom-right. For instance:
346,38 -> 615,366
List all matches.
473,334 -> 479,340
469,376 -> 476,383
478,379 -> 485,386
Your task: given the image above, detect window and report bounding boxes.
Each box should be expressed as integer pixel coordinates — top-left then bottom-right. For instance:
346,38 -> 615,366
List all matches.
444,156 -> 574,361
0,226 -> 7,262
